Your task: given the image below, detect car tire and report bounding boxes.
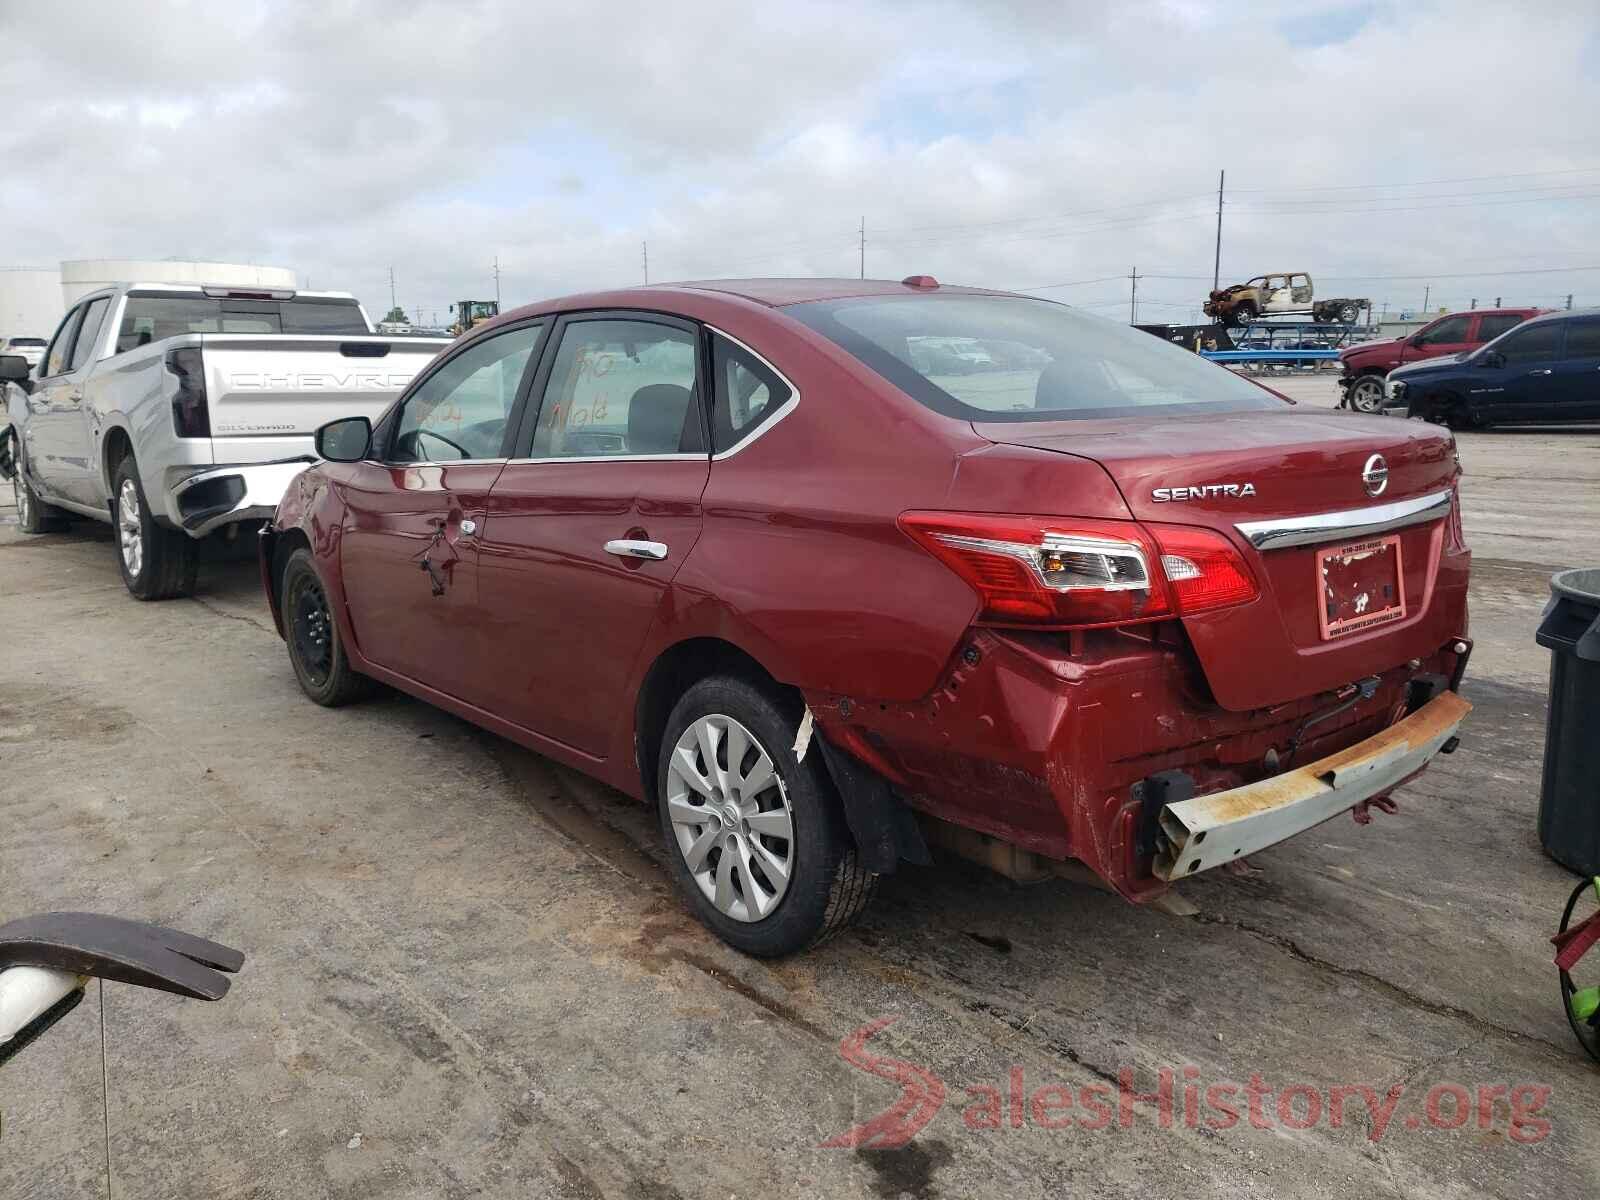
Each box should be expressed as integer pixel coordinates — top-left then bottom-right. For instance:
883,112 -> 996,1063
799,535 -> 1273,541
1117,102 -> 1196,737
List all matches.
1337,302 -> 1361,324
1230,305 -> 1254,329
279,546 -> 373,707
13,471 -> 68,534
656,676 -> 877,957
1348,375 -> 1386,414
113,454 -> 197,600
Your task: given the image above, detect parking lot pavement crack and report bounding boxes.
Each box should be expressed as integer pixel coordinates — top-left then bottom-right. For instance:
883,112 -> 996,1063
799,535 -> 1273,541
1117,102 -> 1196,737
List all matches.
187,595 -> 276,635
1192,913 -> 1568,1057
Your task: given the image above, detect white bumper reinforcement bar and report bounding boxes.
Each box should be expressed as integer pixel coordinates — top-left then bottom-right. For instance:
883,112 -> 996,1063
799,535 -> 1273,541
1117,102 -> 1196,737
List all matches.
1153,690 -> 1471,881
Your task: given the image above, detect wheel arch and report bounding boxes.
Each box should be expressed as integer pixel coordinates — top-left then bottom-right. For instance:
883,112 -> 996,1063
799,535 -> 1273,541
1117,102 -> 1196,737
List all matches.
100,423 -> 134,499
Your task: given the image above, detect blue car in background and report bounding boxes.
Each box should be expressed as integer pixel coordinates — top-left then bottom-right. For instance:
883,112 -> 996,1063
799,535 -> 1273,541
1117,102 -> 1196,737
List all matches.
1384,309 -> 1600,428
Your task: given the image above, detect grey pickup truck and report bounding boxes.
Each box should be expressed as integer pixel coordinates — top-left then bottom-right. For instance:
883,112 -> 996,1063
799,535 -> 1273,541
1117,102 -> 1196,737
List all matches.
0,284 -> 448,598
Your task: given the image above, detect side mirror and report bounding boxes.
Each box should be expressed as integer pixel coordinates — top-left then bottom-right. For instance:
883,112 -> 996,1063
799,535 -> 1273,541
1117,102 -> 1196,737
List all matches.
1407,334 -> 1425,348
0,354 -> 34,393
315,415 -> 372,462
1479,350 -> 1505,369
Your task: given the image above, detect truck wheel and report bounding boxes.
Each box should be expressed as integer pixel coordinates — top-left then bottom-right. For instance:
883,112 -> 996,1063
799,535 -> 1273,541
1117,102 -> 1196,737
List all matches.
1230,304 -> 1255,329
657,676 -> 877,957
1337,302 -> 1361,324
13,472 -> 68,534
113,454 -> 197,600
279,547 -> 372,706
1348,375 -> 1386,413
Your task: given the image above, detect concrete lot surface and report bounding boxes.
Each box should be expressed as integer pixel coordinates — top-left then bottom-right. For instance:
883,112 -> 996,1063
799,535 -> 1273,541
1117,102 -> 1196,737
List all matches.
2,381 -> 1598,1198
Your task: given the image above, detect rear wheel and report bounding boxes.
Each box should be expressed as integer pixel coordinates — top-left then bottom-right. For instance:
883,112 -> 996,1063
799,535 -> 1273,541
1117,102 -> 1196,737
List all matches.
657,676 -> 876,957
1230,304 -> 1255,329
1348,374 -> 1386,414
280,547 -> 372,706
1337,301 -> 1361,324
13,471 -> 68,534
113,455 -> 197,600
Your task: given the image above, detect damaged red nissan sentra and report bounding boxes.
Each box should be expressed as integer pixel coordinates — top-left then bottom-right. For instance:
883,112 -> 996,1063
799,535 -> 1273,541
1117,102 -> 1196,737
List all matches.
261,277 -> 1472,956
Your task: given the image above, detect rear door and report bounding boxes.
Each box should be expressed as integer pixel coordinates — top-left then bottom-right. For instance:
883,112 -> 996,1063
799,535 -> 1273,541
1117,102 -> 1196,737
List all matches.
336,320 -> 546,700
475,311 -> 710,758
1552,317 -> 1600,421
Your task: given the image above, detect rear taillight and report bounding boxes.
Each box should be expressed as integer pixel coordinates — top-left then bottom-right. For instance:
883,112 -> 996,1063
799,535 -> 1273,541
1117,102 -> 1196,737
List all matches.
899,511 -> 1258,630
166,347 -> 210,438
1445,483 -> 1467,552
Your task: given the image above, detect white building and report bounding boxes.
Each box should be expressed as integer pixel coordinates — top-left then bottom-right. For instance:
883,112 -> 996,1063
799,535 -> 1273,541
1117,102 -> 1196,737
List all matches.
0,259 -> 300,339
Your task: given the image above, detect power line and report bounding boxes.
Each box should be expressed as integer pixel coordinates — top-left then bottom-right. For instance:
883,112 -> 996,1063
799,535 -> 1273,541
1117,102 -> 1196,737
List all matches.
1230,164 -> 1600,194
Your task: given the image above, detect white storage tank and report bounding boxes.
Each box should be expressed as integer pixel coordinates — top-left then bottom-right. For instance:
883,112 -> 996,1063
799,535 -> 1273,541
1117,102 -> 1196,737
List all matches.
59,259 -> 299,306
0,268 -> 66,339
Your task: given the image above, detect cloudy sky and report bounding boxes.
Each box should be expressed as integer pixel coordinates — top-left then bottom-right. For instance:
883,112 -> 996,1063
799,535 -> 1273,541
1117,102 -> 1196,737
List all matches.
4,0 -> 1600,325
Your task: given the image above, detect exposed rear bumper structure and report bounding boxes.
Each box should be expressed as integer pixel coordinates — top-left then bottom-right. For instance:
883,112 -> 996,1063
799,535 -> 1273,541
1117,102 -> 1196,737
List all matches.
1153,690 -> 1471,881
168,459 -> 314,537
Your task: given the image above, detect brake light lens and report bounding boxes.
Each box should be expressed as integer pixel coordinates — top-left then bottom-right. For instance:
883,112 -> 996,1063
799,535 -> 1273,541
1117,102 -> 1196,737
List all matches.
899,512 -> 1258,629
166,347 -> 210,438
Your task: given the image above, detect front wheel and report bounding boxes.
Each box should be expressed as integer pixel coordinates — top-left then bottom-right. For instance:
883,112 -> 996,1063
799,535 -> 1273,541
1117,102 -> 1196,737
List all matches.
657,677 -> 876,956
279,546 -> 372,706
113,455 -> 197,600
13,472 -> 68,534
1230,305 -> 1254,329
1337,302 -> 1361,324
1348,375 -> 1386,414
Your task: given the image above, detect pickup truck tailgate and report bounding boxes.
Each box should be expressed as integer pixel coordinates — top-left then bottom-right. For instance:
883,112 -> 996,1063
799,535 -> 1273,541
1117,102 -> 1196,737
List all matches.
199,334 -> 450,463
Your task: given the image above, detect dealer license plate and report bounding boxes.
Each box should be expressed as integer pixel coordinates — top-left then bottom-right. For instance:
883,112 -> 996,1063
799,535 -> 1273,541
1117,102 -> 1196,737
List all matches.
1316,534 -> 1406,640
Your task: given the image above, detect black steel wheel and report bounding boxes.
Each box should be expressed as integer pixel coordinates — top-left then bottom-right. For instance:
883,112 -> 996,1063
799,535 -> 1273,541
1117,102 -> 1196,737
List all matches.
280,546 -> 372,706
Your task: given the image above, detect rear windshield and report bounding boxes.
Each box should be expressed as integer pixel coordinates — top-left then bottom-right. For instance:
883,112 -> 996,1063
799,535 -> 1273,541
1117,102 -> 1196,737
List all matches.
789,293 -> 1283,421
116,294 -> 368,353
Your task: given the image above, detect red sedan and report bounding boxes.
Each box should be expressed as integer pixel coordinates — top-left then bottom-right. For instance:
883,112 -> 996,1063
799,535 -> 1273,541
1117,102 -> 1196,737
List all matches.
262,277 -> 1472,956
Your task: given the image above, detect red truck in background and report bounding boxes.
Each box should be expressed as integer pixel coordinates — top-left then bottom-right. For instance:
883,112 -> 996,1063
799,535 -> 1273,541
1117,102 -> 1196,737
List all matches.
1340,307 -> 1542,412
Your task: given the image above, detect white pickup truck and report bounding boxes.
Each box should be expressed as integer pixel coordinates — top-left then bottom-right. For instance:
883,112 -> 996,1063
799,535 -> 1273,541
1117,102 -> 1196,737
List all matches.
0,283 -> 448,598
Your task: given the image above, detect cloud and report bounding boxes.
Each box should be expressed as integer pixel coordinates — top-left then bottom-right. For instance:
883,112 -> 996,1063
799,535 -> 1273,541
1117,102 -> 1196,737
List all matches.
2,0 -> 1598,322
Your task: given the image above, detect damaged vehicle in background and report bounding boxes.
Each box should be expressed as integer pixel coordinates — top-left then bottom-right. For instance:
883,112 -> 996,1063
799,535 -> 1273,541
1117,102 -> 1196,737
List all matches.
263,277 -> 1472,957
1338,307 -> 1539,413
0,284 -> 448,599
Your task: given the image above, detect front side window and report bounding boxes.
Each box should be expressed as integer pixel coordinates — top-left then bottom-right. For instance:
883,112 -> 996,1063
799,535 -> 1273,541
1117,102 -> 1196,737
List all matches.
711,335 -> 791,453
531,319 -> 701,458
790,294 -> 1283,422
389,323 -> 544,462
116,294 -> 369,353
1475,313 -> 1527,342
1418,315 -> 1471,346
1496,321 -> 1564,365
43,306 -> 84,378
69,297 -> 111,371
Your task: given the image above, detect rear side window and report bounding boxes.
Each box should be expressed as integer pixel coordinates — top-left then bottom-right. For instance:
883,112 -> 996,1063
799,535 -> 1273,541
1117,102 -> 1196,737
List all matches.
1566,320 -> 1600,358
1475,313 -> 1526,341
8,337 -> 45,348
116,295 -> 368,353
790,294 -> 1280,421
711,334 -> 792,453
69,297 -> 111,370
1497,321 -> 1564,364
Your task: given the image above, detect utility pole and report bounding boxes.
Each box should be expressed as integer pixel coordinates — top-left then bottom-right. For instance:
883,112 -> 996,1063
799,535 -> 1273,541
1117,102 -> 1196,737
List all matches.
493,256 -> 501,306
388,266 -> 396,310
859,216 -> 866,280
1422,284 -> 1430,313
1130,265 -> 1140,324
642,241 -> 649,285
1567,293 -> 1574,310
1494,295 -> 1501,307
1212,169 -> 1225,293
1470,298 -> 1477,309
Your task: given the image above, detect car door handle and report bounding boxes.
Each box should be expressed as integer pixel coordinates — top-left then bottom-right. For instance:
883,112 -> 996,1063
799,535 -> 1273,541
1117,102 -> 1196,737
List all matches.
604,538 -> 668,561
1527,368 -> 1553,376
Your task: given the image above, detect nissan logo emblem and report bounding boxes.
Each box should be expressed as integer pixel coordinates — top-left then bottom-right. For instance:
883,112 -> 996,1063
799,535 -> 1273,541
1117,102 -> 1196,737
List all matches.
1362,453 -> 1389,497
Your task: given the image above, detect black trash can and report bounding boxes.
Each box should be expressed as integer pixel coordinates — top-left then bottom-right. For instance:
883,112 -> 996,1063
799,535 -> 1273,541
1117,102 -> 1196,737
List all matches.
1536,568 -> 1600,875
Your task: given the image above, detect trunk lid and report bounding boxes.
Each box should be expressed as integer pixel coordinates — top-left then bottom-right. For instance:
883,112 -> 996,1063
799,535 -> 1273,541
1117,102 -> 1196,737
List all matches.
974,409 -> 1464,710
196,334 -> 451,463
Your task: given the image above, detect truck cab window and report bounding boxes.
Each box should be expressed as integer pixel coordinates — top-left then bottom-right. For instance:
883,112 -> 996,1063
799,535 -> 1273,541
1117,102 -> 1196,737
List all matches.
69,298 -> 111,371
43,306 -> 85,378
1497,322 -> 1563,365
